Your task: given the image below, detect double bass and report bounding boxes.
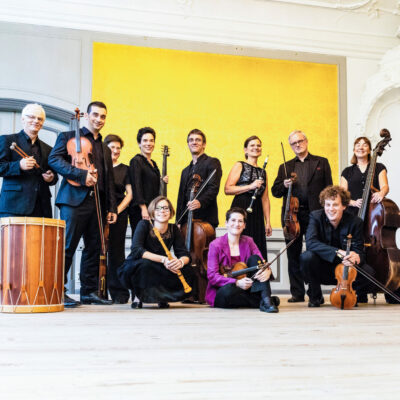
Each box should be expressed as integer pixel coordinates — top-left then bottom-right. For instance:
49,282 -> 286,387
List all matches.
180,174 -> 216,303
358,129 -> 400,294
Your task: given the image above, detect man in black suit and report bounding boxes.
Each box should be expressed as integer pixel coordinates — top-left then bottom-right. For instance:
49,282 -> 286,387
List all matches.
0,103 -> 57,218
271,130 -> 332,302
176,129 -> 222,302
300,185 -> 373,307
48,101 -> 117,307
176,129 -> 222,229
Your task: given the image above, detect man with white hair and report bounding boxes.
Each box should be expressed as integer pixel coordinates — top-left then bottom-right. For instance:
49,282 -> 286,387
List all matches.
271,130 -> 332,303
0,103 -> 57,217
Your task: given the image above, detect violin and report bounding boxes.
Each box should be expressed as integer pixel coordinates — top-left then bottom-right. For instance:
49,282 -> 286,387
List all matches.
330,234 -> 357,310
283,172 -> 300,241
358,129 -> 400,293
160,145 -> 169,196
66,108 -> 95,187
180,173 -> 216,303
281,143 -> 300,241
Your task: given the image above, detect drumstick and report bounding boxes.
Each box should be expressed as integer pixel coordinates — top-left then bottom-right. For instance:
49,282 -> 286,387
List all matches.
10,142 -> 44,172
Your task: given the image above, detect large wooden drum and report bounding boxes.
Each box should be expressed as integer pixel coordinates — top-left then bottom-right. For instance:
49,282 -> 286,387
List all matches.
0,217 -> 65,313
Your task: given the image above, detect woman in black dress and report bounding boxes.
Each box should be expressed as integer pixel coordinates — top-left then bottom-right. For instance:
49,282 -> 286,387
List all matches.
340,136 -> 389,216
224,136 -> 272,260
128,127 -> 168,234
119,196 -> 194,309
104,134 -> 132,303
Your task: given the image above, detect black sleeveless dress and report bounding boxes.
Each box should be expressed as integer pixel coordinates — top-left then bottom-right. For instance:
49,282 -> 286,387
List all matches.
231,162 -> 268,260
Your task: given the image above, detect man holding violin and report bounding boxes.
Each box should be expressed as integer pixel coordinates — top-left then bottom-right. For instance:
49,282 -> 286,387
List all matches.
271,130 -> 332,303
300,185 -> 373,307
0,103 -> 57,218
48,101 -> 117,307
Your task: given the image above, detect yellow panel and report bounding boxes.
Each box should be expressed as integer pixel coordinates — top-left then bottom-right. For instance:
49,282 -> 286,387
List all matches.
92,43 -> 339,228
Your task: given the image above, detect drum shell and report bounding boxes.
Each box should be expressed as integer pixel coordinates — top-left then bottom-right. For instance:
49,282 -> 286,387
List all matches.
0,217 -> 65,313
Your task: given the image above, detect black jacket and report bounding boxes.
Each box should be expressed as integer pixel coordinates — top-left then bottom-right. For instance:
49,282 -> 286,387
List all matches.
0,131 -> 58,217
48,127 -> 116,213
176,154 -> 222,227
305,209 -> 365,265
271,153 -> 332,224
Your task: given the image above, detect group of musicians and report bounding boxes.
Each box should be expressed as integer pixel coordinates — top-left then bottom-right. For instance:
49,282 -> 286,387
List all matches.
0,101 -> 394,313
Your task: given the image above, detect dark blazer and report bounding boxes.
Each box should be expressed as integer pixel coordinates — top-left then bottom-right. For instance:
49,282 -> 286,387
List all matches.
176,153 -> 222,228
48,128 -> 117,213
305,209 -> 365,265
271,153 -> 332,223
0,130 -> 57,217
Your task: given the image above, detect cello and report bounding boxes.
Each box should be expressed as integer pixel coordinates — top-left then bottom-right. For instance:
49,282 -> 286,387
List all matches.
180,174 -> 216,303
357,129 -> 400,293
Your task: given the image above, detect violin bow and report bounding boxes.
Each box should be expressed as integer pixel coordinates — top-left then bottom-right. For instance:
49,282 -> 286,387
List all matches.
176,168 -> 217,224
229,238 -> 296,278
335,252 -> 400,304
281,142 -> 288,179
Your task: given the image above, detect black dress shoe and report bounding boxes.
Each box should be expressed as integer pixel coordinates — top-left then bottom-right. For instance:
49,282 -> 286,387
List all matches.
80,292 -> 112,305
64,294 -> 81,308
271,296 -> 280,307
260,298 -> 279,313
158,302 -> 170,309
308,296 -> 324,308
288,296 -> 305,303
112,296 -> 130,304
131,301 -> 143,309
357,293 -> 368,304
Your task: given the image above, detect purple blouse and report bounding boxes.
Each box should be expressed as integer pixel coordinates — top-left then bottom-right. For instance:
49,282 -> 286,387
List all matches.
205,234 -> 262,306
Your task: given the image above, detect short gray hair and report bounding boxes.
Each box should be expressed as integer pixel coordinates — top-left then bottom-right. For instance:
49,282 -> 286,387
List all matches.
21,103 -> 46,119
288,130 -> 307,142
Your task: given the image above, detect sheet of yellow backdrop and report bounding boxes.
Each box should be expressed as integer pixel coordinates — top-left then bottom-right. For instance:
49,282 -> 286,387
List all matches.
92,42 -> 338,228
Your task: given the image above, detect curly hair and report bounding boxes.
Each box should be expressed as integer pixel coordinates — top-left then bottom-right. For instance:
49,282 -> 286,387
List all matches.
319,185 -> 351,207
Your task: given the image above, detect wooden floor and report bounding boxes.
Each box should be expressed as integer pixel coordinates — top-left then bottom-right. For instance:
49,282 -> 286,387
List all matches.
1,294 -> 399,400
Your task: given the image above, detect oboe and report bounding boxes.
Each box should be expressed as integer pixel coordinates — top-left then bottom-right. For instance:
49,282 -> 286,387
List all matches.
246,156 -> 269,213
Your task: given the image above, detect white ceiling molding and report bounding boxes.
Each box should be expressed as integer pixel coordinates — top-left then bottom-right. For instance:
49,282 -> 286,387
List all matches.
266,0 -> 400,15
357,44 -> 400,134
0,0 -> 399,59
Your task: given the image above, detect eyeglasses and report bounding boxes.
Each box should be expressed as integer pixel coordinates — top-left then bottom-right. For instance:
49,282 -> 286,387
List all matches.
25,115 -> 44,122
290,139 -> 305,147
155,206 -> 170,211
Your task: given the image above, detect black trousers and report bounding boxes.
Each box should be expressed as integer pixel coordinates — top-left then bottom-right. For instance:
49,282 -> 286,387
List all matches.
300,250 -> 375,303
214,281 -> 272,308
128,205 -> 142,236
60,193 -> 102,296
0,194 -> 47,218
284,207 -> 309,299
108,209 -> 130,301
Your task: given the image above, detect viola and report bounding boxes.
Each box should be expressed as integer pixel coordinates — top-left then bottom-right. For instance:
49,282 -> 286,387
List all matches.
330,234 -> 357,310
66,108 -> 95,187
180,173 -> 216,302
357,129 -> 400,293
281,142 -> 300,241
160,145 -> 169,196
220,238 -> 296,280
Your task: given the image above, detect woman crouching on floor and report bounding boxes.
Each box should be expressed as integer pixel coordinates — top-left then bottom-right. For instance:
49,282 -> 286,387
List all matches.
206,207 -> 279,313
118,196 -> 195,309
